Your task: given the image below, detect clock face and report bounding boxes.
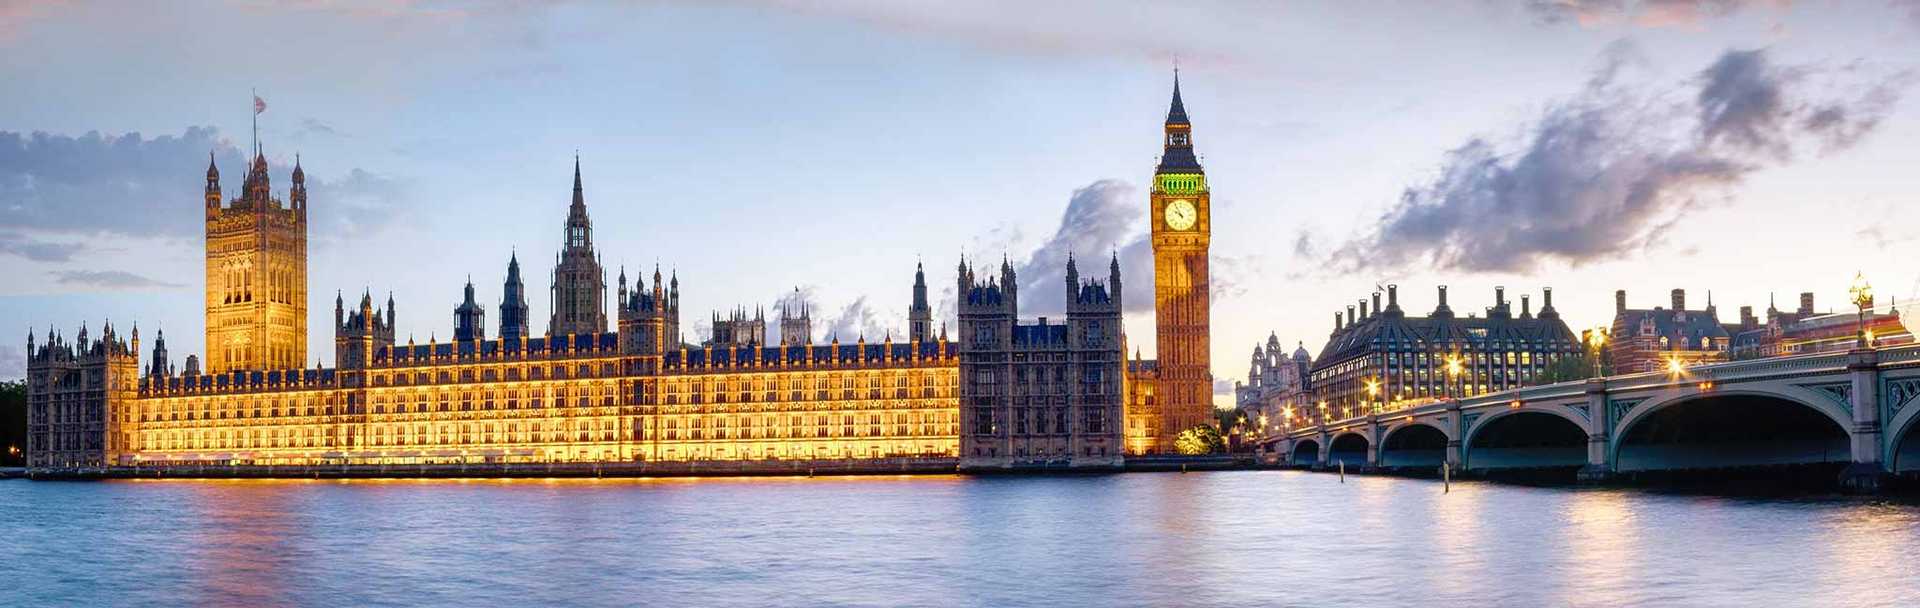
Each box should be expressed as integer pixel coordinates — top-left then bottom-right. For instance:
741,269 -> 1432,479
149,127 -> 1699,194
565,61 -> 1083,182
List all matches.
1164,200 -> 1197,231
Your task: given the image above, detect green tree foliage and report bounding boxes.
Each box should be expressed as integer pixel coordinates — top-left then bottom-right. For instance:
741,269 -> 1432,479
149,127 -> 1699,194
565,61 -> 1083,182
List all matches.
1,380 -> 24,466
1174,425 -> 1225,456
1533,351 -> 1613,386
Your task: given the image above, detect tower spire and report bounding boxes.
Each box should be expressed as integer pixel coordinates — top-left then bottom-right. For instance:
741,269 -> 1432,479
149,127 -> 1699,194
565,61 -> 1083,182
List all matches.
1166,69 -> 1189,125
571,153 -> 584,210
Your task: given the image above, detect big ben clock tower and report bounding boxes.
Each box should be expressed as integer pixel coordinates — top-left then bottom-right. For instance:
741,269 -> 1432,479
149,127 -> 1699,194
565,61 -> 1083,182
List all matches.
1148,74 -> 1212,452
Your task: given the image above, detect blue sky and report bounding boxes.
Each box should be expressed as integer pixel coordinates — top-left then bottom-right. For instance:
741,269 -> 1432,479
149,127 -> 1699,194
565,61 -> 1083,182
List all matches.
3,1 -> 1919,405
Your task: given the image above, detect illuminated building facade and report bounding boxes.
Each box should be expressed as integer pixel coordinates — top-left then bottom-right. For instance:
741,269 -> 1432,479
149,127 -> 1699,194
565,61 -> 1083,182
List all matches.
204,150 -> 308,374
1310,285 -> 1580,421
1134,74 -> 1214,454
1607,289 -> 1731,373
957,255 -> 1128,468
26,155 -> 961,468
1234,333 -> 1311,426
1727,292 -> 1912,358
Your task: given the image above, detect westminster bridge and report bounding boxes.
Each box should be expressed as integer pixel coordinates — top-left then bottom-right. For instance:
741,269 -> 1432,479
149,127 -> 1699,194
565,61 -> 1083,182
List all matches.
1260,344 -> 1920,490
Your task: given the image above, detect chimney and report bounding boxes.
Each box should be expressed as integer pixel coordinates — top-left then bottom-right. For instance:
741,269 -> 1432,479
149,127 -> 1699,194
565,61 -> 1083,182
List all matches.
1671,288 -> 1686,311
1740,305 -> 1756,328
1495,286 -> 1506,308
1616,289 -> 1627,313
1798,292 -> 1814,315
1334,312 -> 1342,331
1371,292 -> 1382,317
1387,284 -> 1399,310
1542,287 -> 1555,311
1359,300 -> 1368,320
1521,295 -> 1532,318
1346,305 -> 1356,328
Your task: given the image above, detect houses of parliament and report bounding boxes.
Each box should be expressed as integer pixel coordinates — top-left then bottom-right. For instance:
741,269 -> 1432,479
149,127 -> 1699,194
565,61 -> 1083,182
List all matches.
23,81 -> 1215,470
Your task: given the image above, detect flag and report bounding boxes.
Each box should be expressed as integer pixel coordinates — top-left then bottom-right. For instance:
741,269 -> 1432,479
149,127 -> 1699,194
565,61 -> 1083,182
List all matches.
254,95 -> 266,115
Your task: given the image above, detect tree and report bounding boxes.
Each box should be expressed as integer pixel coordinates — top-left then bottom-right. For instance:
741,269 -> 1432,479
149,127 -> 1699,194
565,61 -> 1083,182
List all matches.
1533,351 -> 1613,386
1174,425 -> 1225,456
1,380 -> 24,467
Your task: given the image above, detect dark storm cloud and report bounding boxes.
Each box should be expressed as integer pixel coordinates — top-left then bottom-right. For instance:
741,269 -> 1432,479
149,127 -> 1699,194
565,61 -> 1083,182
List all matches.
1010,179 -> 1154,316
1322,46 -> 1906,275
48,269 -> 184,289
0,127 -> 408,244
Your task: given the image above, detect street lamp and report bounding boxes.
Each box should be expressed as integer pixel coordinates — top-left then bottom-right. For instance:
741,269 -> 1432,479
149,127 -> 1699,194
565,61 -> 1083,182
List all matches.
1850,271 -> 1874,349
1444,354 -> 1463,399
1586,325 -> 1608,378
1665,356 -> 1686,377
1365,378 -> 1381,416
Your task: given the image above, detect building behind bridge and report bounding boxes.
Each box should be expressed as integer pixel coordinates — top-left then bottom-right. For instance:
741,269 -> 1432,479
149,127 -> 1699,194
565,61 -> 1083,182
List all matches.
1308,285 -> 1580,421
1234,333 -> 1310,429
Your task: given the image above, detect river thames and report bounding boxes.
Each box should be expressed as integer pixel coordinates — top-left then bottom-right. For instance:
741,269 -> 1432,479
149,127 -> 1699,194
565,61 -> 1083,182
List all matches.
3,471 -> 1917,607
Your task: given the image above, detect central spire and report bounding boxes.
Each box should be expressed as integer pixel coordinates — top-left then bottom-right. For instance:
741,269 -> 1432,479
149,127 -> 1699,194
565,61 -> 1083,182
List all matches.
571,153 -> 585,210
1166,69 -> 1189,125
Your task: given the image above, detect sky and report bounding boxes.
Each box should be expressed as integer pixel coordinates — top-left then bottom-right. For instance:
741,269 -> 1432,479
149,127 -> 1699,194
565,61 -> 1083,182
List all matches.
3,0 -> 1919,407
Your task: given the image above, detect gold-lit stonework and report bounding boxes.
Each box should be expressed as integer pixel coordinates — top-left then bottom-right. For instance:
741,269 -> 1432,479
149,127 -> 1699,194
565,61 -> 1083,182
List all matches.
1133,75 -> 1214,454
204,152 -> 307,374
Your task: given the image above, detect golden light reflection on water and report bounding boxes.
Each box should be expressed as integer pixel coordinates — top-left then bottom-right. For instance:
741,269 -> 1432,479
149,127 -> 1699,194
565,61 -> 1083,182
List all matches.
1556,490 -> 1641,606
1427,480 -> 1490,601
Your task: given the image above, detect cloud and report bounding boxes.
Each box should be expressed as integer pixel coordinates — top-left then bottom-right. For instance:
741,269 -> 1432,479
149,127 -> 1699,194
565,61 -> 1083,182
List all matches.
0,127 -> 234,239
305,167 -> 409,240
1317,45 -> 1908,275
0,126 -> 408,242
823,295 -> 896,342
1526,0 -> 1789,28
1009,179 -> 1153,315
48,269 -> 184,289
0,231 -> 84,262
1213,377 -> 1235,396
298,117 -> 344,138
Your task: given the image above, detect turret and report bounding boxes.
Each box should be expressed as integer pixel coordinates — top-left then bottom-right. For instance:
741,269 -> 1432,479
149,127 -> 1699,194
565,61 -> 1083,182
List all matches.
204,152 -> 221,214
290,154 -> 307,214
454,276 -> 487,342
909,262 -> 932,342
1108,252 -> 1123,312
499,252 -> 530,342
148,328 -> 170,378
780,287 -> 812,346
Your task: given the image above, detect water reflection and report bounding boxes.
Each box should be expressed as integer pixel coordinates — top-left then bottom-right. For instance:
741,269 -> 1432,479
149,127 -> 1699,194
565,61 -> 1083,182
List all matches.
3,474 -> 1919,607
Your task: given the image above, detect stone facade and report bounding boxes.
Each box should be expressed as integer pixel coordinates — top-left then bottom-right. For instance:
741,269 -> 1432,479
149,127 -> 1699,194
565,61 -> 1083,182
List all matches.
204,151 -> 307,374
1311,285 -> 1581,421
956,256 -> 1127,469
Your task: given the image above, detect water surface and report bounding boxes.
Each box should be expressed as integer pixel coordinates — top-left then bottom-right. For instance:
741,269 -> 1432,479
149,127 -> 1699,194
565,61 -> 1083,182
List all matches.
3,472 -> 1916,607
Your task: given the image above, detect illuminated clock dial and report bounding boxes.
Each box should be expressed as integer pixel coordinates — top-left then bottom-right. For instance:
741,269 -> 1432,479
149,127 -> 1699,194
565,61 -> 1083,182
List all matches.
1164,200 -> 1197,231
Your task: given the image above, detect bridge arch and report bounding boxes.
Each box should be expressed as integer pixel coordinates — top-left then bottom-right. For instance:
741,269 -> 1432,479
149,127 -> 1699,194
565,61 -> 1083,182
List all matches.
1462,408 -> 1588,471
1878,377 -> 1920,472
1378,423 -> 1449,469
1611,389 -> 1851,472
1327,432 -> 1370,468
1289,439 -> 1322,466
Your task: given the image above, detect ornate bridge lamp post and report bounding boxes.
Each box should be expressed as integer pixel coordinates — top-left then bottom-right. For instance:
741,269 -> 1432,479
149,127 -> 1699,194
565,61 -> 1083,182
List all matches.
1444,354 -> 1463,400
1850,272 -> 1874,349
1365,378 -> 1382,416
1585,326 -> 1608,379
